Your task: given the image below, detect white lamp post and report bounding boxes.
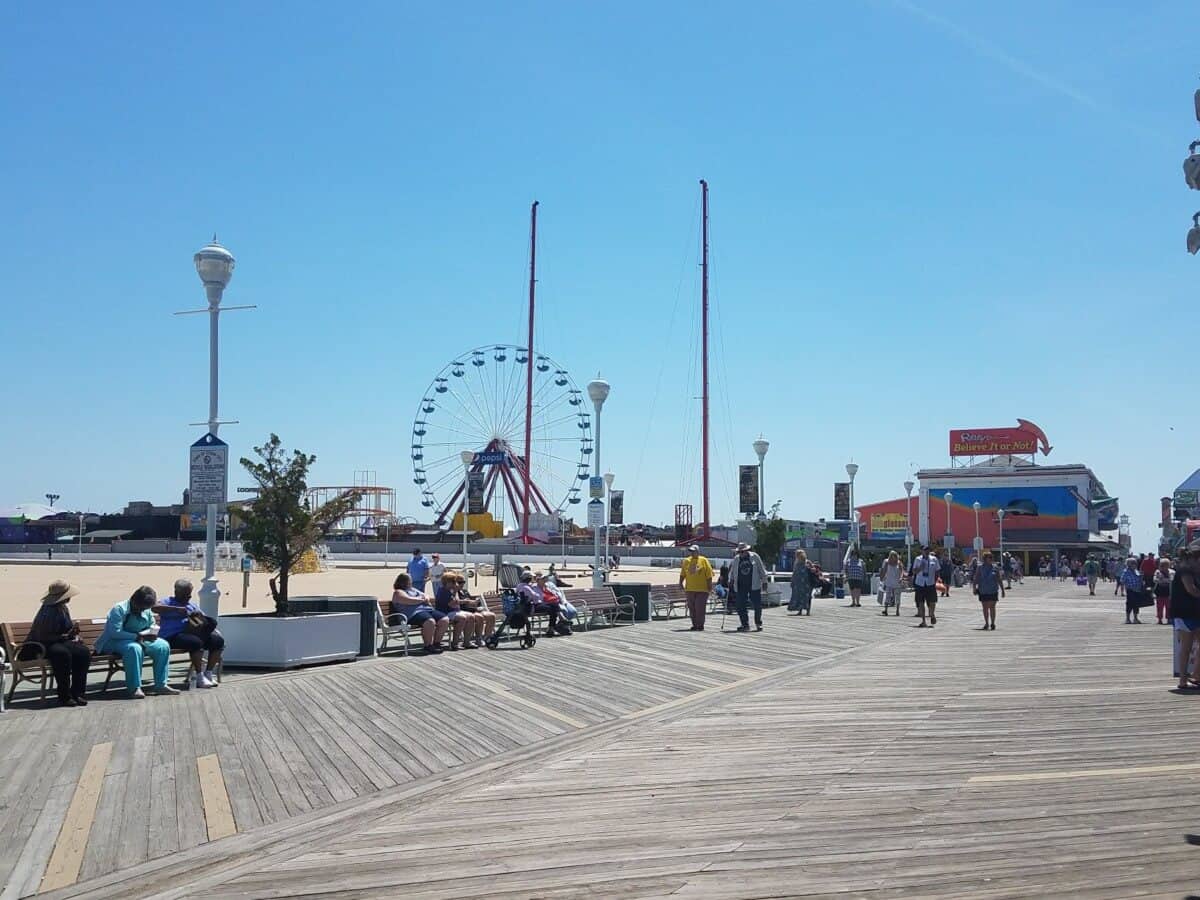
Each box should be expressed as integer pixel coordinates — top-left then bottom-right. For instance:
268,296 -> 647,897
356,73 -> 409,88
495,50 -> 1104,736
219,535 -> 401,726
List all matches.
845,463 -> 859,546
190,237 -> 237,619
998,508 -> 1007,562
943,491 -> 954,558
383,518 -> 391,568
558,510 -> 567,570
77,513 -> 84,564
753,438 -> 769,517
903,480 -> 915,566
972,501 -> 981,558
603,472 -> 615,571
460,450 -> 474,576
587,378 -> 610,587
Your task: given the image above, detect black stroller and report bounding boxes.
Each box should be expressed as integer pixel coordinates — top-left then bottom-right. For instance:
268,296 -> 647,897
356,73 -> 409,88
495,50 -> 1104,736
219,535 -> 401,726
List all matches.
485,588 -> 537,650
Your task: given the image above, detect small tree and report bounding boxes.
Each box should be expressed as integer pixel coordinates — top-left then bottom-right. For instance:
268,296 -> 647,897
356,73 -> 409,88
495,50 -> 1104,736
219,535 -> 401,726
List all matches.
238,434 -> 359,615
752,515 -> 788,570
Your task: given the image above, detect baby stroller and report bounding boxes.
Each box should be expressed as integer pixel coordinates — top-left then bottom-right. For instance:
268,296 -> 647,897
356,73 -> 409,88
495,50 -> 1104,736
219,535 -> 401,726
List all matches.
485,589 -> 538,650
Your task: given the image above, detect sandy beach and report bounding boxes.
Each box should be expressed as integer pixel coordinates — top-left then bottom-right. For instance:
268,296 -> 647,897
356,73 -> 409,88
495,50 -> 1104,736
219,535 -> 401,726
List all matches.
0,560 -> 681,622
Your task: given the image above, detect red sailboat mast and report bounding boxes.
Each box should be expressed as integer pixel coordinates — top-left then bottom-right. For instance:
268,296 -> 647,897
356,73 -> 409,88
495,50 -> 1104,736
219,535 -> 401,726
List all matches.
699,179 -> 710,542
522,200 -> 538,544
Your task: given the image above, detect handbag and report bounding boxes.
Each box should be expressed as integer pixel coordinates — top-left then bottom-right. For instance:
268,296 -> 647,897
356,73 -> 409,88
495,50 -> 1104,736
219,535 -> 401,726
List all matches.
183,612 -> 218,636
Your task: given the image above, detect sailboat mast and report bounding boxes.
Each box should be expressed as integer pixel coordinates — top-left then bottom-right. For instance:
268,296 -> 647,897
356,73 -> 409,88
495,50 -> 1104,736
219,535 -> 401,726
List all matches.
700,179 -> 710,542
522,201 -> 538,544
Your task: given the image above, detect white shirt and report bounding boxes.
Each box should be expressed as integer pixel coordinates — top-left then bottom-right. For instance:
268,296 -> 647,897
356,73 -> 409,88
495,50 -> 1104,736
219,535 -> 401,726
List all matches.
429,562 -> 447,584
911,554 -> 939,587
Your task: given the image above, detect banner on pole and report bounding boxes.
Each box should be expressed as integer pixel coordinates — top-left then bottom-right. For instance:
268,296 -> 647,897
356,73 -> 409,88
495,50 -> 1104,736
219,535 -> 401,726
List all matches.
834,482 -> 851,521
189,433 -> 228,506
467,471 -> 485,515
739,466 -> 760,515
609,490 -> 624,525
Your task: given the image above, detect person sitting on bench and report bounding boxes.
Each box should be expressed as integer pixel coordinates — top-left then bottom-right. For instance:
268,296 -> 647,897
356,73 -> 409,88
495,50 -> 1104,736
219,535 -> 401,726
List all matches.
392,572 -> 448,654
26,580 -> 91,707
434,570 -> 483,650
449,573 -> 496,646
96,586 -> 180,698
156,579 -> 223,689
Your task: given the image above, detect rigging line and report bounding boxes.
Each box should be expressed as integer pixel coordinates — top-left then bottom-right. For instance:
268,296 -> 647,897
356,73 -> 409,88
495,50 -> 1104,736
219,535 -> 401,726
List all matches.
498,364 -> 570,439
708,241 -> 740,517
494,371 -> 555,441
629,188 -> 702,500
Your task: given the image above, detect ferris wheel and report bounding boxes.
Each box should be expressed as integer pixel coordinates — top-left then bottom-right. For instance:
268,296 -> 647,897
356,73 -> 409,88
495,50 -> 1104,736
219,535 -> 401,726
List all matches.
411,345 -> 592,532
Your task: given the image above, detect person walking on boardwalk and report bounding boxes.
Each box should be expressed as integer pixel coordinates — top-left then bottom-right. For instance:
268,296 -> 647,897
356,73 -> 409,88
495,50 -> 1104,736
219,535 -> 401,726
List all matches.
407,548 -> 431,595
972,551 -> 1005,630
1154,557 -> 1174,625
1170,547 -> 1200,690
789,549 -> 818,616
1083,556 -> 1101,596
910,546 -> 940,627
1120,558 -> 1148,624
879,550 -> 904,616
732,542 -> 768,632
679,544 -> 714,631
843,546 -> 866,607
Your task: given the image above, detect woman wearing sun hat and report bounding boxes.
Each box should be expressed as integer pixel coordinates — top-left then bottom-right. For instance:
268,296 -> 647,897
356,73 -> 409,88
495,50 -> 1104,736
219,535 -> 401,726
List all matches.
26,580 -> 92,706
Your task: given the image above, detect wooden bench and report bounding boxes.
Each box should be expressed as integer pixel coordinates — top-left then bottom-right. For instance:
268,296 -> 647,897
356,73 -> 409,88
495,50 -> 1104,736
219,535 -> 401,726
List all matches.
566,587 -> 635,629
1,619 -> 192,703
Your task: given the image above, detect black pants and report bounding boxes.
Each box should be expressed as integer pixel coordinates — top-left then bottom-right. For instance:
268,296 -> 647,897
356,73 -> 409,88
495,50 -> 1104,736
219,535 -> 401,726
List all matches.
1126,592 -> 1143,618
167,630 -> 225,654
533,603 -> 560,632
20,640 -> 91,700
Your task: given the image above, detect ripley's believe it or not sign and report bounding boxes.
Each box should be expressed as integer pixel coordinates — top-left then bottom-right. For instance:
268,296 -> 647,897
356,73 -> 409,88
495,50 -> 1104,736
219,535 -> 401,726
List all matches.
949,419 -> 1052,458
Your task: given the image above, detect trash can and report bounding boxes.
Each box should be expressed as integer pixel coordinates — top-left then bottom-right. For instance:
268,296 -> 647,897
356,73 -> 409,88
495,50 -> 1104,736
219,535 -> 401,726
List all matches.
612,582 -> 652,622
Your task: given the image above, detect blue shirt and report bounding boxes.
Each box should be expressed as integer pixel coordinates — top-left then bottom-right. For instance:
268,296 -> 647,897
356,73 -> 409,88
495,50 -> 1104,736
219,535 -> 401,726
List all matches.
156,596 -> 199,640
976,563 -> 1000,595
1120,568 -> 1144,592
845,558 -> 865,579
407,556 -> 430,586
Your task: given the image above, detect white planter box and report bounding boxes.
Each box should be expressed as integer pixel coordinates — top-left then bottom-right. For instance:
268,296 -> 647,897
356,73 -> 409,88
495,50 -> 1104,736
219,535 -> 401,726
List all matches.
218,612 -> 360,669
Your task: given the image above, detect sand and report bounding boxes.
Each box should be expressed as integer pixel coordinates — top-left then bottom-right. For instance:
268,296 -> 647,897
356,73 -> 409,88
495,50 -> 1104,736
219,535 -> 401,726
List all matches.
0,560 -> 682,622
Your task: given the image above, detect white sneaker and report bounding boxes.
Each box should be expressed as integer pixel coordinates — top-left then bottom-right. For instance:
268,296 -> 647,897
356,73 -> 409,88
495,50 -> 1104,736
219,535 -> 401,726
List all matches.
151,684 -> 181,695
193,673 -> 213,689
203,670 -> 220,687
129,688 -> 146,699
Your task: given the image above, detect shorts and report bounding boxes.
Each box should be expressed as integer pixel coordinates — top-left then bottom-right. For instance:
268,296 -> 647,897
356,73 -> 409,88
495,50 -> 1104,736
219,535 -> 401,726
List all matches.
167,630 -> 226,653
443,609 -> 475,622
407,609 -> 446,627
1175,618 -> 1200,632
978,592 -> 999,604
1155,584 -> 1170,598
847,578 -> 864,590
915,585 -> 938,605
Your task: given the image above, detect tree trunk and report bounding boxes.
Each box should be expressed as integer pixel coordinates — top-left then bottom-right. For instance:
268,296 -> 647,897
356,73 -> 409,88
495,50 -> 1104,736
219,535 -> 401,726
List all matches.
276,564 -> 290,616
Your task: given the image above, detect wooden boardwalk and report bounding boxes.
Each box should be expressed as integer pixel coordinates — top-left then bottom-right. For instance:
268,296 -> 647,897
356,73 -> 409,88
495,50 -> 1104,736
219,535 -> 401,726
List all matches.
5,580 -> 1200,898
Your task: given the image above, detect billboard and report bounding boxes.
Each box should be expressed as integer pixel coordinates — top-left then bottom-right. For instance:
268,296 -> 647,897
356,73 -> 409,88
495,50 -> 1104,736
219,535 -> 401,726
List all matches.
609,490 -> 624,525
943,486 -> 1080,538
869,512 -> 908,541
739,466 -> 760,515
467,471 -> 486,515
833,482 -> 851,520
949,419 -> 1051,457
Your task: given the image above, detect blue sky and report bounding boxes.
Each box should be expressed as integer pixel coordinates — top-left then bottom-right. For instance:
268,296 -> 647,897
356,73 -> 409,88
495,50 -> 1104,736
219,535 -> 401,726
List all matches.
1,1 -> 1194,551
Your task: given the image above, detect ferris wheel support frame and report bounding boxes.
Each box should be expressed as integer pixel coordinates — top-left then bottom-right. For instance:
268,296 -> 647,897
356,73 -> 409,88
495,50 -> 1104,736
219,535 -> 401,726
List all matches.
434,438 -> 556,536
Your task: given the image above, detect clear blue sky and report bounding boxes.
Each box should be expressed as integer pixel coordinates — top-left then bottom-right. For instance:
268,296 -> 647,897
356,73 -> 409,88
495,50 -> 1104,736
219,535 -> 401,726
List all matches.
1,1 -> 1194,551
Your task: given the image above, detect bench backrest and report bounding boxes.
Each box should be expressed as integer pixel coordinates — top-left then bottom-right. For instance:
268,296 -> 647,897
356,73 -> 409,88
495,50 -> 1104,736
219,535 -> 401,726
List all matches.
565,586 -> 620,607
2,619 -> 109,655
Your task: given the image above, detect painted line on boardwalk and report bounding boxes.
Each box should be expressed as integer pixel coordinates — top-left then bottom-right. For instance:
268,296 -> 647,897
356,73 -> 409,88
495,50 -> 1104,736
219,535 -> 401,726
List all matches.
197,755 -> 237,841
969,762 -> 1200,784
40,742 -> 113,892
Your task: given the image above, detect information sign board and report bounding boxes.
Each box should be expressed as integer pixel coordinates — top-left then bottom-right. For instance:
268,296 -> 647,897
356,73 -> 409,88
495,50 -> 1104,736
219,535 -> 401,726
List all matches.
189,433 -> 228,506
589,476 -> 605,499
587,498 -> 604,528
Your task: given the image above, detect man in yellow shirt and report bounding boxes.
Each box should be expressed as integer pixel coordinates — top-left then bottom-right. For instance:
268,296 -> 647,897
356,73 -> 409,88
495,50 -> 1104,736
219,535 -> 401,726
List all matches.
679,544 -> 714,631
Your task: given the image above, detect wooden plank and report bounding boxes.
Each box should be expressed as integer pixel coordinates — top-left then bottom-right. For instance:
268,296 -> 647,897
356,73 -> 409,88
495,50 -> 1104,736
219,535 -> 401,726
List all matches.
0,779 -> 74,900
969,762 -> 1200,784
39,741 -> 112,892
196,754 -> 237,841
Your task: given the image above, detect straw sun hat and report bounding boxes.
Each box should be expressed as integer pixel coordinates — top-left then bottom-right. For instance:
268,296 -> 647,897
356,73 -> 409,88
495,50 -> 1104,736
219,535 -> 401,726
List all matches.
40,580 -> 80,606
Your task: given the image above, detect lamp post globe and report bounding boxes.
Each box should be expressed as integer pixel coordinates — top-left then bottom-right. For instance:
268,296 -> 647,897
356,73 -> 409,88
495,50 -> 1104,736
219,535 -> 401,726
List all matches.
586,378 -> 610,411
753,439 -> 769,461
194,237 -> 235,302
